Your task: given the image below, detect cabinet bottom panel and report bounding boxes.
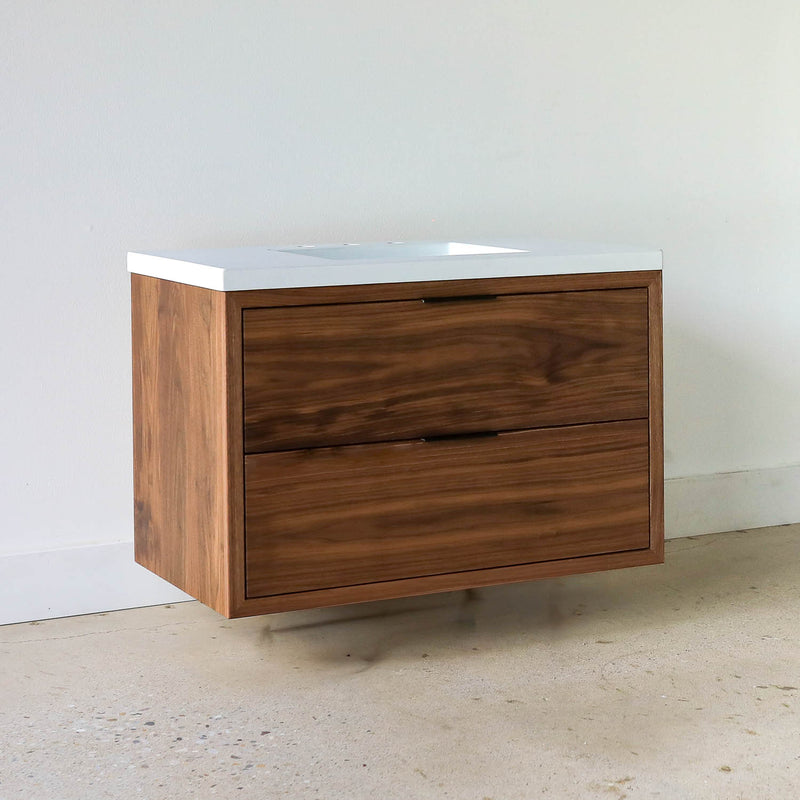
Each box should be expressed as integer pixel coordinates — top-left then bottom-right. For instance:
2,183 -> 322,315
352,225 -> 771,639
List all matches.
244,419 -> 650,598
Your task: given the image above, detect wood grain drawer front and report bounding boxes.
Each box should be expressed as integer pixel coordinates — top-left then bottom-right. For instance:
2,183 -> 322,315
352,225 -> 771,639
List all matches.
242,289 -> 649,453
244,419 -> 650,598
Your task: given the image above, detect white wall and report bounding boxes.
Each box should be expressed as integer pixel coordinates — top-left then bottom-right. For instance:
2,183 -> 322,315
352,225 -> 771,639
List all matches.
2,2 -> 799,621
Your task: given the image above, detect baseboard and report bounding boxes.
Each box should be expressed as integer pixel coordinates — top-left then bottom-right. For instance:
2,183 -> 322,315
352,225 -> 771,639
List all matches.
0,541 -> 191,627
2,463 -> 799,625
665,462 -> 800,538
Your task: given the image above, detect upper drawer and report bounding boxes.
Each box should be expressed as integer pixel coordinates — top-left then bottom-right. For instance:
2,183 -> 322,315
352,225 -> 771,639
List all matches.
243,288 -> 649,453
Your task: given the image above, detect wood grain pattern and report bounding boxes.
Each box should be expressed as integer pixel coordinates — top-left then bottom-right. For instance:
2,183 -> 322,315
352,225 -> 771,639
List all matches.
131,274 -> 235,616
224,295 -> 248,612
243,289 -> 648,453
244,420 -> 650,598
131,270 -> 663,619
228,270 -> 661,310
647,272 -> 665,558
231,546 -> 663,616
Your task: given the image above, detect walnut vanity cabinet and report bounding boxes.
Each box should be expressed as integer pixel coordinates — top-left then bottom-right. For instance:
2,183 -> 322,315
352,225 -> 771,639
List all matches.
130,241 -> 663,618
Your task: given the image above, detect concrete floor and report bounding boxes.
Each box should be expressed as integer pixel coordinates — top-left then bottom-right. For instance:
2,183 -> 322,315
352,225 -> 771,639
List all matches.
2,526 -> 799,800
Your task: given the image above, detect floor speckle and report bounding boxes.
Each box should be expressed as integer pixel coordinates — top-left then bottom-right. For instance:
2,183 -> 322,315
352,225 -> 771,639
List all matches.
1,525 -> 800,798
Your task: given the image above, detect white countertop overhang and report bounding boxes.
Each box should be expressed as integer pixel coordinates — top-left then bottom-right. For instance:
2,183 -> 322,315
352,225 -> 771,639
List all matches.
127,239 -> 662,292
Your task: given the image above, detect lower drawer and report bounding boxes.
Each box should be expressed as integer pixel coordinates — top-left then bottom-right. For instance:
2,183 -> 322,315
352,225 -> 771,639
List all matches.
244,419 -> 650,598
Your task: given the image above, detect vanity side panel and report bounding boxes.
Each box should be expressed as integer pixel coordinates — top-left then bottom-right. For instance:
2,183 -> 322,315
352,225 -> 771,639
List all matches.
648,272 -> 665,559
132,274 -> 233,616
224,293 -> 247,614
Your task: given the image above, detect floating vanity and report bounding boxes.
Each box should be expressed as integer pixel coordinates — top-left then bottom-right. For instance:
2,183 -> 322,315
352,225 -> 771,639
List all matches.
129,239 -> 663,617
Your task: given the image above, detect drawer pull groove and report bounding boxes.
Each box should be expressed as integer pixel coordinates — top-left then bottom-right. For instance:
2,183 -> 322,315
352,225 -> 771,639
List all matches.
422,431 -> 499,443
420,294 -> 498,303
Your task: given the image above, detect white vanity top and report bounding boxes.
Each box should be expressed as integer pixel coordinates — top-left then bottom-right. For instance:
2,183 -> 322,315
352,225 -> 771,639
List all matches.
127,238 -> 662,292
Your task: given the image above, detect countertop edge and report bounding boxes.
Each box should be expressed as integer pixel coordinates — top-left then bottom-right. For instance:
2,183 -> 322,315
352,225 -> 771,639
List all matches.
127,247 -> 663,292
